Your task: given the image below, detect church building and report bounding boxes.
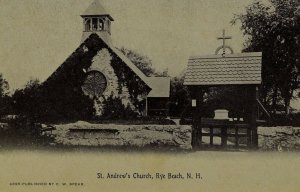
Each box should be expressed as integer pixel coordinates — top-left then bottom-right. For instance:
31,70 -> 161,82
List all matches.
43,0 -> 170,118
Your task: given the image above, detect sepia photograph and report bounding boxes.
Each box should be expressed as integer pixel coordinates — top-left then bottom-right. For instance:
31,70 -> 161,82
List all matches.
0,0 -> 299,191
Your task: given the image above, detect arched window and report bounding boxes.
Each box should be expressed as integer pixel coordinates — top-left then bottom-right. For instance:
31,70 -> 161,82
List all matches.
98,18 -> 104,31
92,18 -> 98,31
85,18 -> 91,31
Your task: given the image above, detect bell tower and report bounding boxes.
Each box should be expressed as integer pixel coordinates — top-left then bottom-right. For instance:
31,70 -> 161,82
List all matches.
81,0 -> 114,45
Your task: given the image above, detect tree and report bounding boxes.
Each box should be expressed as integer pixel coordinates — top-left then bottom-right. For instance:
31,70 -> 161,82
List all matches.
232,0 -> 300,114
12,76 -> 95,122
24,78 -> 40,90
0,73 -> 10,116
12,78 -> 41,118
169,70 -> 190,117
0,73 -> 9,97
118,47 -> 167,77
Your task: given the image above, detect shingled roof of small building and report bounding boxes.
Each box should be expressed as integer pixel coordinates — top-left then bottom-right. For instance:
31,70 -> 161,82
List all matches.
184,52 -> 262,86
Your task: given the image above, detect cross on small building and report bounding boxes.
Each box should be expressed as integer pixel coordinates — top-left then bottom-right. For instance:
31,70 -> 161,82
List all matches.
215,29 -> 233,55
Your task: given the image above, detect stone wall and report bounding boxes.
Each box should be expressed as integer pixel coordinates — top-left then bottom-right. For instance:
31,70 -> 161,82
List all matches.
258,126 -> 300,151
47,122 -> 300,151
53,121 -> 192,150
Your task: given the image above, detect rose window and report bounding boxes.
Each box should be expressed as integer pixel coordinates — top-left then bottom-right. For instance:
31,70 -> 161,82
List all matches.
82,71 -> 107,98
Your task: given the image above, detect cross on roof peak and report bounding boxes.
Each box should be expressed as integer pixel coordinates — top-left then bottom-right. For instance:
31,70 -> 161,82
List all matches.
215,29 -> 234,56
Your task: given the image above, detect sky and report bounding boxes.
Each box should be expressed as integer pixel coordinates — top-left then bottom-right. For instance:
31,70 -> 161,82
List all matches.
0,0 -> 255,91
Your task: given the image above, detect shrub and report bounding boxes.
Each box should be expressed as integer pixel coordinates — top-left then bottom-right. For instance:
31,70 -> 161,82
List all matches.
100,96 -> 138,120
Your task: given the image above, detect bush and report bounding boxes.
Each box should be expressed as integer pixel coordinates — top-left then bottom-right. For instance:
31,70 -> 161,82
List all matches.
0,115 -> 55,148
100,96 -> 138,120
8,115 -> 41,136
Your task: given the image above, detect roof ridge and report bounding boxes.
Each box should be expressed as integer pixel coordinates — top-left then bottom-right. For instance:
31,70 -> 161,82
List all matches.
184,52 -> 262,86
189,52 -> 262,60
111,47 -> 151,86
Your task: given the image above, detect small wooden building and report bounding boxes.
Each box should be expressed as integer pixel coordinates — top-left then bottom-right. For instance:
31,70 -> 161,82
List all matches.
146,77 -> 170,117
184,52 -> 262,149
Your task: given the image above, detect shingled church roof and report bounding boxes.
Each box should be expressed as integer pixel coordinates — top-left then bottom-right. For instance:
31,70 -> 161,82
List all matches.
184,52 -> 262,86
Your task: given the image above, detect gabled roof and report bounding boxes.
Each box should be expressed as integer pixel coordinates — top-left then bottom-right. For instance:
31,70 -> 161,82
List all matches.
147,77 -> 170,98
111,47 -> 152,88
81,0 -> 114,21
44,34 -> 152,91
184,52 -> 262,86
